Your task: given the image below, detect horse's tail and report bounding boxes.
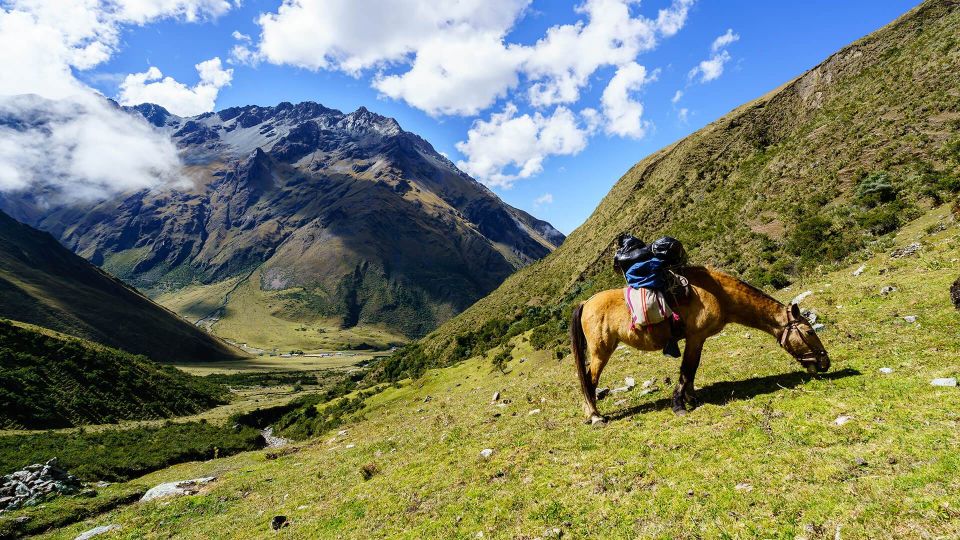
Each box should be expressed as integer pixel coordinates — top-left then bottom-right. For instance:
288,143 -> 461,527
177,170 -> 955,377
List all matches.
570,302 -> 592,400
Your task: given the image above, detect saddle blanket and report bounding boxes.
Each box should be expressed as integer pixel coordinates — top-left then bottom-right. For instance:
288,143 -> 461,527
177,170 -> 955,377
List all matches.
624,286 -> 673,330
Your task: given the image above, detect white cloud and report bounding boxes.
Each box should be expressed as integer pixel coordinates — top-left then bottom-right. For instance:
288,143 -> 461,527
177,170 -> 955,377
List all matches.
524,0 -> 692,108
118,57 -> 233,116
671,90 -> 683,104
0,95 -> 186,201
678,107 -> 689,122
711,28 -> 739,53
534,193 -> 553,206
0,0 -> 232,200
455,103 -> 591,188
601,62 -> 652,139
689,28 -> 738,83
247,0 -> 694,116
373,32 -> 527,117
231,30 -> 250,42
255,0 -> 529,74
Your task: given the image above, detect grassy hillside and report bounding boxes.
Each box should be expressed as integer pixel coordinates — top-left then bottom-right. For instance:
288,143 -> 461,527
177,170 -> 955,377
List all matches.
0,320 -> 227,430
25,205 -> 960,539
388,0 -> 960,373
0,210 -> 246,362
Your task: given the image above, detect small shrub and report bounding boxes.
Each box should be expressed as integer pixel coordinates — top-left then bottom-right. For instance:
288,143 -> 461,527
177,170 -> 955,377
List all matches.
856,171 -> 897,207
360,462 -> 379,481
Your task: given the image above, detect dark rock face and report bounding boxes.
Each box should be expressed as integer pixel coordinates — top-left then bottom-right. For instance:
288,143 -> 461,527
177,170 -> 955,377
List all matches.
951,276 -> 960,310
4,101 -> 565,339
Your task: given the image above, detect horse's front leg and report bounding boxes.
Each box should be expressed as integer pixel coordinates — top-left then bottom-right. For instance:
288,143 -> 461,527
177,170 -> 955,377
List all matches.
673,336 -> 705,415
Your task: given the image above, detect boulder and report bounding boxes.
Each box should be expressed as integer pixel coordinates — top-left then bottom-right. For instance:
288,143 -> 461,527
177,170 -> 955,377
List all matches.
75,524 -> 120,540
140,477 -> 216,502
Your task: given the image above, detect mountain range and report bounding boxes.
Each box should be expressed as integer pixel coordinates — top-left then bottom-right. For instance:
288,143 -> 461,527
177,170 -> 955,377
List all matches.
0,101 -> 564,350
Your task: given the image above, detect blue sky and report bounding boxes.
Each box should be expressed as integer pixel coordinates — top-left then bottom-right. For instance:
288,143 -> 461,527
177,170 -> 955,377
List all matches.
3,0 -> 921,233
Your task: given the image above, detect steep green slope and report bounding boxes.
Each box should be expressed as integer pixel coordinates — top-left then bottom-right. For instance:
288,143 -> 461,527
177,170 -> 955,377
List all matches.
390,0 -> 960,372
0,210 -> 245,362
0,320 -> 227,430
28,205 -> 960,539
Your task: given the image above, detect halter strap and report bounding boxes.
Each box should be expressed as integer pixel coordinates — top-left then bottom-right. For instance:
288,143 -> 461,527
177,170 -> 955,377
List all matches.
778,308 -> 825,361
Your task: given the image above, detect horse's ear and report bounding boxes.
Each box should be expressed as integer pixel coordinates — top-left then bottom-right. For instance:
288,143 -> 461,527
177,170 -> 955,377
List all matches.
790,303 -> 802,319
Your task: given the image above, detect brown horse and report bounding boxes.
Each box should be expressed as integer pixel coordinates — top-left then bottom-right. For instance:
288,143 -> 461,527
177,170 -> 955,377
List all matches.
569,266 -> 831,424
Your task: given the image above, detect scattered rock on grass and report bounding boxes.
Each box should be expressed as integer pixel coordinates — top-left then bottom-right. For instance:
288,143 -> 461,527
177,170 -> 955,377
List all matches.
880,286 -> 897,296
479,449 -> 494,459
528,409 -> 541,416
791,291 -> 813,305
140,477 -> 216,502
903,315 -> 917,323
734,482 -> 753,492
931,378 -> 957,387
852,265 -> 866,277
833,415 -> 853,426
812,323 -> 825,332
879,367 -> 893,374
890,242 -> 921,259
491,391 -> 500,403
74,524 -> 120,540
595,387 -> 610,400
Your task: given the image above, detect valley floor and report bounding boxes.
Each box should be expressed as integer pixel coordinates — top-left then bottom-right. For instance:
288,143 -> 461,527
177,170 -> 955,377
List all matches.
25,207 -> 960,539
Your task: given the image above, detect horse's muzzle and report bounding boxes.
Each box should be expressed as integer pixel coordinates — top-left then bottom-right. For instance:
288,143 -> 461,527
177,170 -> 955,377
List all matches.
802,356 -> 830,374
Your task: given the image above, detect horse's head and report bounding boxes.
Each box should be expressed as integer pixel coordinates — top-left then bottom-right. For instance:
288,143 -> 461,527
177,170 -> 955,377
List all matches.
779,303 -> 831,373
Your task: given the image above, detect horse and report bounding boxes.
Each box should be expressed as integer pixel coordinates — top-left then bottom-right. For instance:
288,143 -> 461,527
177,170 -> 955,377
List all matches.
569,266 -> 831,424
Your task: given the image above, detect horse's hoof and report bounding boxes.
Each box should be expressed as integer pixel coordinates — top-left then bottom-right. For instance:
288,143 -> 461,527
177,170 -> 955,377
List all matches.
590,414 -> 608,426
685,396 -> 701,409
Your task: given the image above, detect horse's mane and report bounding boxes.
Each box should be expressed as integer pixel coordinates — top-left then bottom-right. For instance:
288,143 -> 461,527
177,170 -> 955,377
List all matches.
678,266 -> 784,307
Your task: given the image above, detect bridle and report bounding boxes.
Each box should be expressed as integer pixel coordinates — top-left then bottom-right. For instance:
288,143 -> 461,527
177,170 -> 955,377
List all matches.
778,309 -> 828,362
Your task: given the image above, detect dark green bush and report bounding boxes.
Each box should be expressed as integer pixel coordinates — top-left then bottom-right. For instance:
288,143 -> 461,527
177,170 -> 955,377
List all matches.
856,171 -> 898,207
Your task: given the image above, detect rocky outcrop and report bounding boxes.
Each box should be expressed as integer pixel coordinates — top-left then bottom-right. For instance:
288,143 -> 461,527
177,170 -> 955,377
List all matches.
0,459 -> 83,512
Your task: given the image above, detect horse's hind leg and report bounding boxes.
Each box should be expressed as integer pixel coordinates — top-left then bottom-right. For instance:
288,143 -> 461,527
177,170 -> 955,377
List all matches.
584,339 -> 615,421
673,336 -> 705,415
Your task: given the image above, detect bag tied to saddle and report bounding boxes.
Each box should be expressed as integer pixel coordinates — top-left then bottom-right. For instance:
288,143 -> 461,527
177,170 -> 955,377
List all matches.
623,286 -> 674,330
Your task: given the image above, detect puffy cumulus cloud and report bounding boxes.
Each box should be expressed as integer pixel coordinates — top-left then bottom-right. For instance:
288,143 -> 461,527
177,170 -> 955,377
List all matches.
255,0 -> 529,74
118,57 -> 233,116
689,28 -> 739,83
524,0 -> 693,108
601,62 -> 653,139
455,103 -> 591,188
0,0 -> 233,200
0,95 -> 186,201
373,32 -> 527,117
249,0 -> 694,117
